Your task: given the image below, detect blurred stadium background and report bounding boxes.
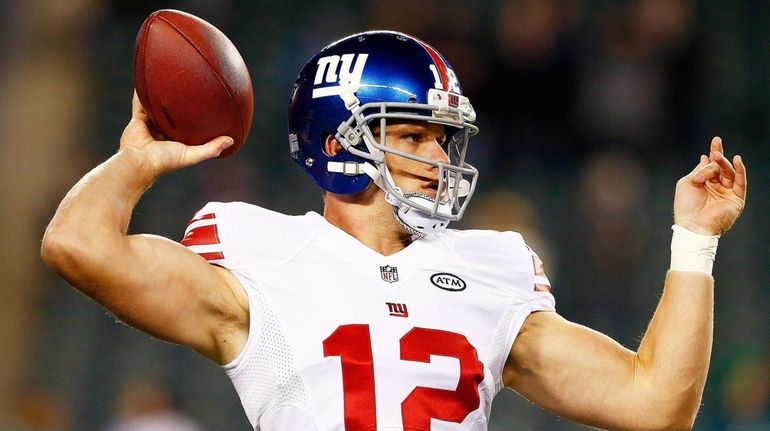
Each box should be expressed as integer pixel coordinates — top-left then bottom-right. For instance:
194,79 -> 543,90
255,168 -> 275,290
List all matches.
0,0 -> 767,429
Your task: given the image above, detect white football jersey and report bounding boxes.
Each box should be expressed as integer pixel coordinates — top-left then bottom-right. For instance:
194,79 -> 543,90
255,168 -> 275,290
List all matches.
182,202 -> 555,431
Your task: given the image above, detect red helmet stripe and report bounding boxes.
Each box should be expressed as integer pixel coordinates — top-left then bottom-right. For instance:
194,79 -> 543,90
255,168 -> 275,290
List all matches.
415,39 -> 449,91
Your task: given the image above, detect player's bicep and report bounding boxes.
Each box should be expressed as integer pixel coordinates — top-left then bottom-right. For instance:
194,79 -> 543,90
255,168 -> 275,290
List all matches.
503,311 -> 646,429
90,233 -> 247,362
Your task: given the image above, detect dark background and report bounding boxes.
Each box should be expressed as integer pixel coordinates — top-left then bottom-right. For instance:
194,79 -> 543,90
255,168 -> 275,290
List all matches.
0,0 -> 767,430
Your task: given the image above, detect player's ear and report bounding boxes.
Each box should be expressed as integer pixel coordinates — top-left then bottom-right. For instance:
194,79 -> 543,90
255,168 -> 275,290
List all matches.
324,134 -> 343,157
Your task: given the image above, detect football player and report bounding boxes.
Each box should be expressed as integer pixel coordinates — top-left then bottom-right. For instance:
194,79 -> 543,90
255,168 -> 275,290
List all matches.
42,31 -> 747,430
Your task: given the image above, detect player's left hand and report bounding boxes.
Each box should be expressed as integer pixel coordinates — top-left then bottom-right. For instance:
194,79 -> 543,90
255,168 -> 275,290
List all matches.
673,137 -> 747,236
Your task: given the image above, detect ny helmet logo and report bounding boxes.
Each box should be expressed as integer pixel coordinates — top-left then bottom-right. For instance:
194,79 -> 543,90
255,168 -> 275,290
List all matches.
428,64 -> 460,94
312,53 -> 369,99
380,265 -> 399,283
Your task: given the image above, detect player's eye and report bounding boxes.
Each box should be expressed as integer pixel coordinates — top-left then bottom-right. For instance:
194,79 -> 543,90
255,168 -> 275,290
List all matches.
403,133 -> 423,143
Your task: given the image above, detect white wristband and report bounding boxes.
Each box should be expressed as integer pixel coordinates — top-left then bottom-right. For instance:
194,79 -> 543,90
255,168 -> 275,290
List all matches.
670,224 -> 719,274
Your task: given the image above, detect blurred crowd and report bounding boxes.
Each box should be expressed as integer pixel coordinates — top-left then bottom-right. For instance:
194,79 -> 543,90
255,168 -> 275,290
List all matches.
0,0 -> 767,430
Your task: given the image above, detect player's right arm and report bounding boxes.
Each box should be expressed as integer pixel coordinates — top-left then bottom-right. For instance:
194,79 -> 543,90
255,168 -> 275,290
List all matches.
40,92 -> 248,364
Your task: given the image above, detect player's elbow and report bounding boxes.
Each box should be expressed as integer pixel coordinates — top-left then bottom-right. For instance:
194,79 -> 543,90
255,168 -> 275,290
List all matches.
661,396 -> 700,430
41,227 -> 76,273
630,354 -> 706,430
617,401 -> 697,431
41,225 -> 98,280
645,407 -> 697,431
606,396 -> 698,431
670,412 -> 698,431
646,412 -> 697,431
640,383 -> 702,430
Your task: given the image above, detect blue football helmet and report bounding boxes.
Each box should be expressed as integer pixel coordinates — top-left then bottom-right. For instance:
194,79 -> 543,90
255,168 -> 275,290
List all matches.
288,31 -> 478,234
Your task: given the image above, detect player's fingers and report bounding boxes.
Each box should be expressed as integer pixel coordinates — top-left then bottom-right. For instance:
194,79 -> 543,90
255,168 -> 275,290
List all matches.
709,136 -> 724,156
733,155 -> 747,200
182,136 -> 234,164
712,151 -> 735,176
712,151 -> 736,187
687,155 -> 709,176
691,161 -> 719,184
131,91 -> 149,121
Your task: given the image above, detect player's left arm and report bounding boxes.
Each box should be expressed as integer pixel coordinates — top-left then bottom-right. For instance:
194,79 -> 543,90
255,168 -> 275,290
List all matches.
504,137 -> 747,430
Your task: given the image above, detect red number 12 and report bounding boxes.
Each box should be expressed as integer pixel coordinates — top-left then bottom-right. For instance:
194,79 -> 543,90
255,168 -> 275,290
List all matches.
323,324 -> 484,429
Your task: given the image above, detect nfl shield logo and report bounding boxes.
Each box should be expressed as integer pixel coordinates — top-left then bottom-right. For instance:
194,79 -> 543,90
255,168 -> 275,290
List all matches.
380,265 -> 399,283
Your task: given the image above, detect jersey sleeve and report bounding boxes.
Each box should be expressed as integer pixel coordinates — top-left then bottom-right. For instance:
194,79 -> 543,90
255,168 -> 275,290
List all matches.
499,230 -> 555,311
180,201 -> 319,270
473,230 -> 556,391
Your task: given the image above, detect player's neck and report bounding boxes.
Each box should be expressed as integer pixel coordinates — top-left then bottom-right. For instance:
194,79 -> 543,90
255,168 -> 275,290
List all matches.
323,190 -> 413,256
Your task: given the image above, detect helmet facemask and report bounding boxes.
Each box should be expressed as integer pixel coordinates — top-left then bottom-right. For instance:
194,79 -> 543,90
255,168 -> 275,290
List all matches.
330,87 -> 479,235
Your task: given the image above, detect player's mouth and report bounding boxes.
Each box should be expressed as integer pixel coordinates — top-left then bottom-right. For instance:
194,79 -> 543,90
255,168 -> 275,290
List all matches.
421,180 -> 443,199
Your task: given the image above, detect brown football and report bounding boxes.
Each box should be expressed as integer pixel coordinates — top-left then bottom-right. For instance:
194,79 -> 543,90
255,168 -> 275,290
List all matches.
133,9 -> 253,158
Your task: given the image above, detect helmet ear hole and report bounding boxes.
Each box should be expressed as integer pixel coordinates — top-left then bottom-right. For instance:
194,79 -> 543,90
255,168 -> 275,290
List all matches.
322,133 -> 343,157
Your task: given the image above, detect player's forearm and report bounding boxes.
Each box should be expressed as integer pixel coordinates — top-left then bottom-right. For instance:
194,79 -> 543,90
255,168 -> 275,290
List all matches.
41,149 -> 158,283
633,271 -> 714,429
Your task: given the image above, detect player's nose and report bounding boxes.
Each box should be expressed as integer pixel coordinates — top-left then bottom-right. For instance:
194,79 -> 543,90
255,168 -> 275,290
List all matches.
426,139 -> 450,166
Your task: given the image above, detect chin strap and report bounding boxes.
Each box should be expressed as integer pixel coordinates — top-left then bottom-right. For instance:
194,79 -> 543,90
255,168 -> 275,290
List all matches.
327,160 -> 380,179
390,193 -> 453,235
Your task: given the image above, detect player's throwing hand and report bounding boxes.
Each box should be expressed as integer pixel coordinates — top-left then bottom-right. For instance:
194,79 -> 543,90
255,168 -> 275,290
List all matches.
119,91 -> 234,177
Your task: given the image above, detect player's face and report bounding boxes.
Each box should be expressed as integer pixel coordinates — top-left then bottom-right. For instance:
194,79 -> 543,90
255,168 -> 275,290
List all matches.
374,120 -> 450,199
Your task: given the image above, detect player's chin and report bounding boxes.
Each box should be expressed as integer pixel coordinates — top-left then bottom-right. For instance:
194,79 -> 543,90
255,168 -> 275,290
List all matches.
402,186 -> 438,199
419,181 -> 441,198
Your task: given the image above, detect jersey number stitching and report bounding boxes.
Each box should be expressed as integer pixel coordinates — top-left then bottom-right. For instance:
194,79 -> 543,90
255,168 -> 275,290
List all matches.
323,324 -> 484,430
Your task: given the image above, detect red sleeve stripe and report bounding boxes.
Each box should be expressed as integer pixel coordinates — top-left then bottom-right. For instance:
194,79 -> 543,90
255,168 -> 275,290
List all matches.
199,251 -> 225,261
188,212 -> 216,224
181,212 -> 225,261
181,223 -> 221,247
